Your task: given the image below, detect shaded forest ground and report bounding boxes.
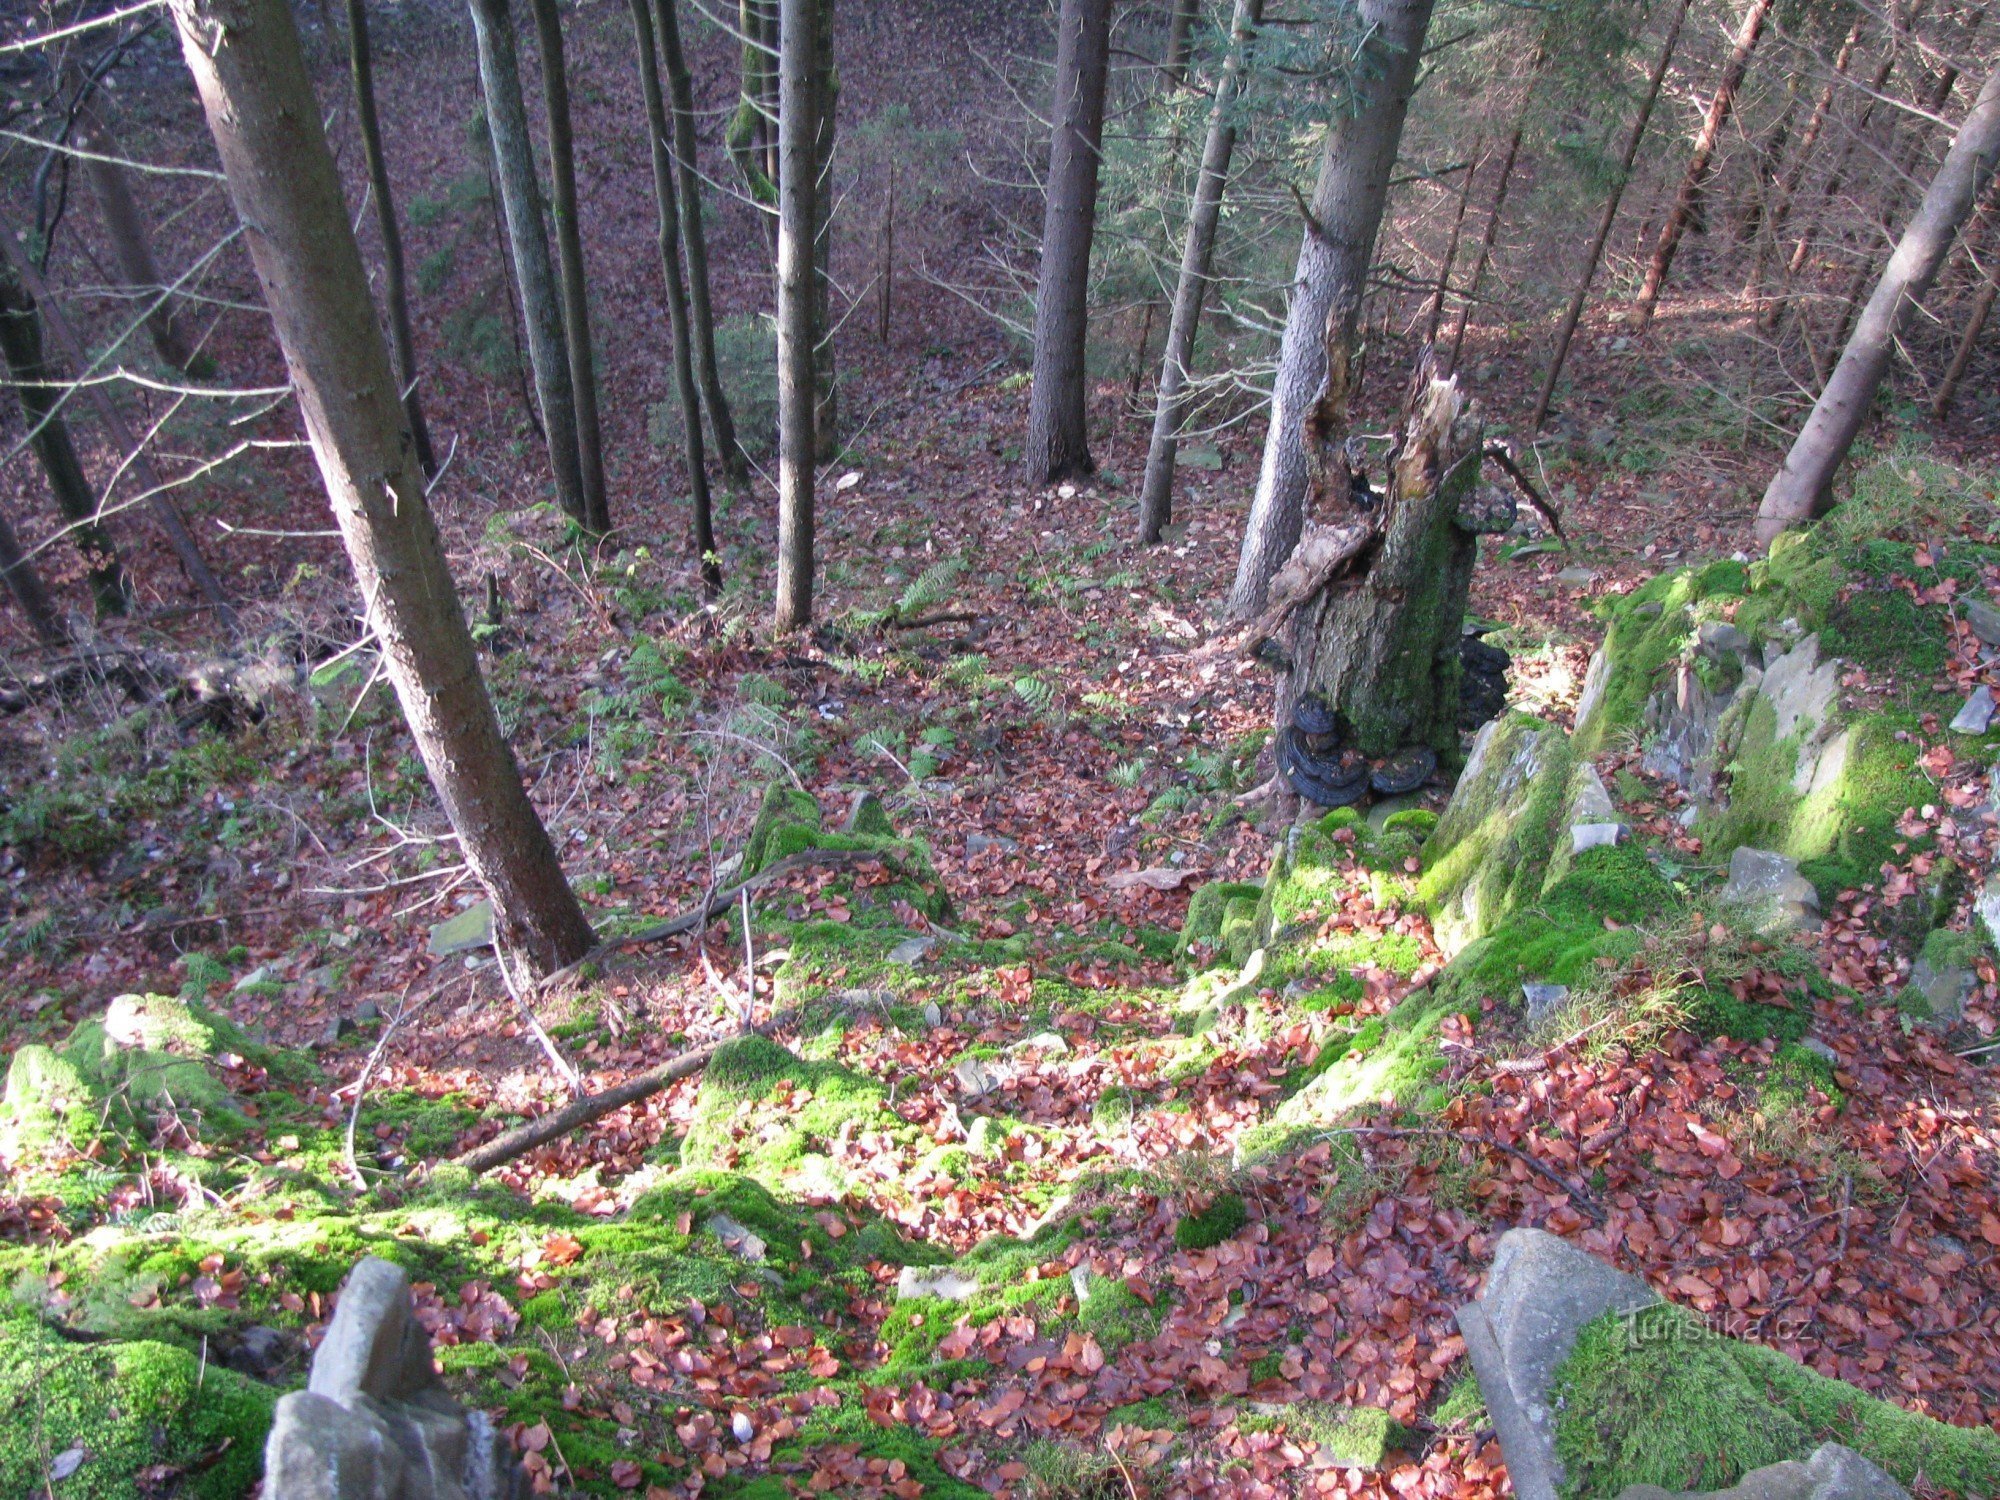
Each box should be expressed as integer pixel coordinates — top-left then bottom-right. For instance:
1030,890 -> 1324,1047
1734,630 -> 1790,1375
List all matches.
3,1 -> 2000,1497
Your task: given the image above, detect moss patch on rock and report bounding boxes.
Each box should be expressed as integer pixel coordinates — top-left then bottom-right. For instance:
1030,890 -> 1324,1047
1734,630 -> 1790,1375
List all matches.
1553,1302 -> 2000,1499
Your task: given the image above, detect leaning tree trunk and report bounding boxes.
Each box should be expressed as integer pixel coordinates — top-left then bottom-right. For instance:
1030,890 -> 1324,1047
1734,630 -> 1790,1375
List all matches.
70,99 -> 205,376
528,0 -> 610,533
1224,0 -> 1434,620
1138,0 -> 1263,545
1280,355 -> 1485,761
346,0 -> 438,477
656,0 -> 749,488
0,500 -> 67,647
631,0 -> 719,592
169,0 -> 595,978
1756,61 -> 2000,544
467,0 -> 591,529
1531,0 -> 1692,431
0,266 -> 130,617
1024,0 -> 1114,485
1634,0 -> 1776,330
774,0 -> 817,632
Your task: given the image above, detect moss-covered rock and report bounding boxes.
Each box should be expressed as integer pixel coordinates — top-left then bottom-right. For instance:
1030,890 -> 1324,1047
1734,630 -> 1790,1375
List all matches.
739,783 -> 952,923
679,1036 -> 899,1192
1173,1191 -> 1247,1250
1553,1302 -> 2000,1498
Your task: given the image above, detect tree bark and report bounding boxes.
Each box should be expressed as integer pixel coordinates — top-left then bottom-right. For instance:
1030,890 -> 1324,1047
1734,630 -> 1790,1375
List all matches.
0,267 -> 130,617
655,0 -> 749,488
1755,62 -> 2000,544
774,0 -> 817,631
1161,0 -> 1199,88
467,0 -> 591,528
1933,183 -> 2000,418
1137,0 -> 1262,545
528,0 -> 610,533
0,500 -> 67,647
1746,11 -> 1862,324
1531,0 -> 1692,431
1024,0 -> 1114,486
170,0 -> 594,976
345,0 -> 438,478
1633,0 -> 1776,330
1284,357 -> 1484,758
70,101 -> 206,377
1224,0 -> 1435,620
729,0 -> 780,255
810,0 -> 838,462
630,0 -> 719,593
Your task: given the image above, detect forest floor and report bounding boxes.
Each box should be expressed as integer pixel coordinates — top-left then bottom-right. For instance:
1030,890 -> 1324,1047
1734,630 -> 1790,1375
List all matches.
4,1 -> 2000,1497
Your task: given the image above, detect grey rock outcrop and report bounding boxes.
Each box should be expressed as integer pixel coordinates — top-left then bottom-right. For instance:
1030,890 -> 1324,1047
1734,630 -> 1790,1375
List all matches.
1721,847 -> 1821,935
264,1256 -> 524,1500
1455,1229 -> 1658,1500
1616,1442 -> 1908,1500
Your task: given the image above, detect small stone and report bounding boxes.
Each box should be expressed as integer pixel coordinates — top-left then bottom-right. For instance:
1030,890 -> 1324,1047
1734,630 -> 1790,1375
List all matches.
1007,1031 -> 1069,1056
1720,846 -> 1821,934
232,966 -> 270,992
1570,822 -> 1626,854
1556,566 -> 1599,587
921,1001 -> 942,1030
952,1056 -> 1004,1099
964,1115 -> 1008,1156
966,832 -> 1020,856
1521,983 -> 1570,1021
1696,620 -> 1751,658
888,936 -> 935,965
895,1266 -> 981,1301
1951,685 -> 1995,735
228,1325 -> 287,1381
1800,1034 -> 1838,1066
427,900 -> 494,958
706,1213 -> 767,1263
1964,599 -> 2000,647
1905,957 -> 1973,1024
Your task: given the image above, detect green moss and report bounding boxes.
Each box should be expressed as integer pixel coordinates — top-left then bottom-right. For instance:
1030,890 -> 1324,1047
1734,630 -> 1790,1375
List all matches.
0,1307 -> 276,1500
1554,1303 -> 2000,1498
1077,1273 -> 1164,1353
1174,1192 -> 1247,1251
1236,1402 -> 1406,1466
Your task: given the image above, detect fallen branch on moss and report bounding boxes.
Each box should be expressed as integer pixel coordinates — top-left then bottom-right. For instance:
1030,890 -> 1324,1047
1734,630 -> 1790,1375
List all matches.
1323,1123 -> 1606,1224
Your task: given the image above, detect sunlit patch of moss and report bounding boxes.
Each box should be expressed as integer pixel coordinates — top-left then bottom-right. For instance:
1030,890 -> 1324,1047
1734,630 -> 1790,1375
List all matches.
1236,1402 -> 1407,1466
1553,1303 -> 2000,1498
0,1305 -> 276,1500
1174,1191 -> 1247,1250
759,1398 -> 987,1498
1263,986 -> 1458,1140
679,1039 -> 902,1191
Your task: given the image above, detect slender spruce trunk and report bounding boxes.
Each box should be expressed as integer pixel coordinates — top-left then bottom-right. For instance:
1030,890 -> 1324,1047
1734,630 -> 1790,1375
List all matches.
467,0 -> 591,528
1445,115 -> 1522,370
528,0 -> 609,532
1421,134 -> 1481,344
1137,0 -> 1263,545
774,0 -> 817,631
0,500 -> 67,647
1933,181 -> 2000,418
630,0 -> 719,592
810,0 -> 838,462
1747,12 -> 1862,322
1023,0 -> 1114,485
1756,62 -> 2000,543
346,0 -> 438,477
169,0 -> 595,977
1531,0 -> 1692,431
1225,0 -> 1436,620
655,0 -> 749,487
0,266 -> 130,616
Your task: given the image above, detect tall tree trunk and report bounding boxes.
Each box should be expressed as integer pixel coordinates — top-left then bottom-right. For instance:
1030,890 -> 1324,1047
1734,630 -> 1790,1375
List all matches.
1420,134 -> 1481,344
1024,0 -> 1114,485
528,0 -> 610,533
1532,0 -> 1692,431
1634,0 -> 1776,329
1746,11 -> 1862,322
467,0 -> 591,528
729,0 -> 780,255
1224,0 -> 1435,620
1933,182 -> 2000,418
1137,0 -> 1263,545
69,100 -> 205,376
169,0 -> 595,977
346,0 -> 438,478
1755,62 -> 2000,544
630,0 -> 719,593
0,234 -> 232,624
1822,61 -> 1961,355
0,267 -> 130,616
1161,0 -> 1199,88
1445,114 -> 1523,370
655,0 -> 749,487
810,0 -> 838,462
0,500 -> 68,647
774,0 -> 817,631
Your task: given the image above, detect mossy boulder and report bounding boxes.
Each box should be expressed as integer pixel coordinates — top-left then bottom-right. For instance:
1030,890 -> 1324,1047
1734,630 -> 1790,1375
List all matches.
0,1306 -> 277,1500
1554,1301 -> 2000,1498
679,1036 -> 899,1192
739,783 -> 952,923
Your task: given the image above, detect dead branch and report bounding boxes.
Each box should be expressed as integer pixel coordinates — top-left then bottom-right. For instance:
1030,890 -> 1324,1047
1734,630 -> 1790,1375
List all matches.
1207,519 -> 1376,663
1482,442 -> 1567,545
